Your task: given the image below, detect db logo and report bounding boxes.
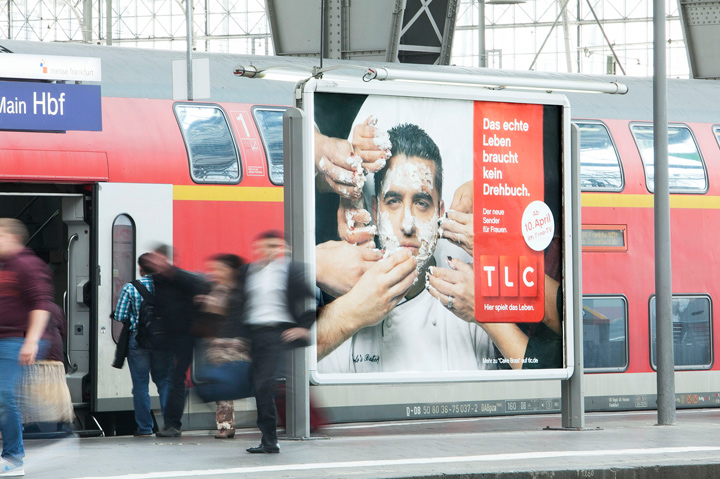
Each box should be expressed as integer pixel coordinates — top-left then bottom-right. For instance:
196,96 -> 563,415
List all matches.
480,255 -> 538,297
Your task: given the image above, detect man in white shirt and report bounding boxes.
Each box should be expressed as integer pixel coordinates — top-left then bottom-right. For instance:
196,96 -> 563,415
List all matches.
241,231 -> 315,453
317,123 -> 495,373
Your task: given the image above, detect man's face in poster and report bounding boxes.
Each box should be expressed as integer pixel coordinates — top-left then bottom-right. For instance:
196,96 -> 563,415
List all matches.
372,149 -> 445,271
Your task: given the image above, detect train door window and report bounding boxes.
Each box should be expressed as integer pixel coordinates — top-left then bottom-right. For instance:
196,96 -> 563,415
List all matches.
575,122 -> 624,191
583,296 -> 628,371
630,123 -> 707,193
649,295 -> 713,370
111,214 -> 136,342
174,104 -> 241,183
252,107 -> 286,185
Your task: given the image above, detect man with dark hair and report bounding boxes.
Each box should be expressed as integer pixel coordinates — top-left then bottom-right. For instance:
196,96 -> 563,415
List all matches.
146,245 -> 210,438
316,124 -> 494,373
239,231 -> 315,454
113,253 -> 174,437
373,123 -> 443,202
0,218 -> 53,476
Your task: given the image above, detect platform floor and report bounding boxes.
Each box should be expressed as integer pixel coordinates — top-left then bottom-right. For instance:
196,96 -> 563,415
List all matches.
24,409 -> 720,479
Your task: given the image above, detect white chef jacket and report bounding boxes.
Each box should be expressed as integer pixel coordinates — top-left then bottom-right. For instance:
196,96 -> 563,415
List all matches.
318,289 -> 496,373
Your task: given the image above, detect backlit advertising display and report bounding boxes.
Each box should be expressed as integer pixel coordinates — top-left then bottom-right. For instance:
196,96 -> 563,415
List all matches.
306,80 -> 572,383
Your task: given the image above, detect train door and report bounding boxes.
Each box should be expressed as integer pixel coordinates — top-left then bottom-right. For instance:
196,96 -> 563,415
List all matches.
0,188 -> 91,406
93,183 -> 172,415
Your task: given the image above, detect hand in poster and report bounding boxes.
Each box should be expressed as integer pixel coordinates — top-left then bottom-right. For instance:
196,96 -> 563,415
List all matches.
426,256 -> 475,323
316,240 -> 383,298
448,179 -> 474,214
337,197 -> 376,245
314,128 -> 363,199
316,250 -> 417,358
351,115 -> 392,172
440,209 -> 474,256
344,249 -> 417,325
439,180 -> 474,256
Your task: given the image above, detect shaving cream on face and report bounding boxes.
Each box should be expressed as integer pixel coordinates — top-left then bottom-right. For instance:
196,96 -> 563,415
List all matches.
377,210 -> 401,258
377,159 -> 440,272
414,211 -> 439,268
381,161 -> 434,198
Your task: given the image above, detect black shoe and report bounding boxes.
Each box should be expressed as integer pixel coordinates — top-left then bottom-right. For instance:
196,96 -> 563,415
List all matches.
156,426 -> 182,437
246,443 -> 280,454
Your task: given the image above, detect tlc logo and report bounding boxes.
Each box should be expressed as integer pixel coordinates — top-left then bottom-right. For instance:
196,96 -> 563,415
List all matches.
480,255 -> 538,297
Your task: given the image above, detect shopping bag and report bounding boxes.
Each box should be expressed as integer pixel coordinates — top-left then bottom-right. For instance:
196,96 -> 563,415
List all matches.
193,359 -> 254,402
20,360 -> 74,424
192,337 -> 254,402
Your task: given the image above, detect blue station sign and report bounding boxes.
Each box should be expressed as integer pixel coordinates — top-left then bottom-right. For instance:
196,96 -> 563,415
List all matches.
0,80 -> 102,132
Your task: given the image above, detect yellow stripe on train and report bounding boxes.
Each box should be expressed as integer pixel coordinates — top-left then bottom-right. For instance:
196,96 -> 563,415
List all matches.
173,185 -> 283,202
582,193 -> 720,209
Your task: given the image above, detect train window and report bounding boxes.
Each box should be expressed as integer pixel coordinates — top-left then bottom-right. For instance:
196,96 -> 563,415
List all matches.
649,295 -> 713,370
630,124 -> 707,193
253,107 -> 286,185
174,104 -> 241,184
576,122 -> 624,191
111,214 -> 136,343
583,296 -> 628,372
714,125 -> 720,149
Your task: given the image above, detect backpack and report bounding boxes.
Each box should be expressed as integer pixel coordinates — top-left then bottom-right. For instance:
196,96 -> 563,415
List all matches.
132,280 -> 171,350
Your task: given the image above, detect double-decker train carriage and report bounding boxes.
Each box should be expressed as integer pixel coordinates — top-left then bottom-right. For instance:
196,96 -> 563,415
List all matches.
1,38 -> 720,433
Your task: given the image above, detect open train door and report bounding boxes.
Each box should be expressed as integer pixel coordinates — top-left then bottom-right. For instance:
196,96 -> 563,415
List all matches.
92,182 -> 173,423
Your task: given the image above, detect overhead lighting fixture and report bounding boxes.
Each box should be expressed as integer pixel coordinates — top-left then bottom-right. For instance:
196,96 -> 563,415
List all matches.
234,64 -> 629,95
365,67 -> 629,94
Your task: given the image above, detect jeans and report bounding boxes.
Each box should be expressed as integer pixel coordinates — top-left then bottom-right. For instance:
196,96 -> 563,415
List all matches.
162,335 -> 194,430
127,331 -> 174,434
0,338 -> 46,465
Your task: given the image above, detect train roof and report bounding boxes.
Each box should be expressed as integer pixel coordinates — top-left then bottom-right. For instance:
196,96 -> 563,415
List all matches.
2,39 -> 720,124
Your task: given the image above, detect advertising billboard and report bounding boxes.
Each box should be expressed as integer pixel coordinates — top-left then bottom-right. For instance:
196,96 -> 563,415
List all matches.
306,80 -> 572,383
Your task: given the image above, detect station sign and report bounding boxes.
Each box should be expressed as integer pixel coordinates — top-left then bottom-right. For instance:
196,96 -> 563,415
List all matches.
0,54 -> 101,82
0,80 -> 102,132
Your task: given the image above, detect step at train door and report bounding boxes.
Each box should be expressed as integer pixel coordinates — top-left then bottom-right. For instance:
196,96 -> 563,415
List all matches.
93,183 -> 173,413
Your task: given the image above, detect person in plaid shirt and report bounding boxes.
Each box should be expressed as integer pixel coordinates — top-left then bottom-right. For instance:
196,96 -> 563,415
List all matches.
113,254 -> 173,437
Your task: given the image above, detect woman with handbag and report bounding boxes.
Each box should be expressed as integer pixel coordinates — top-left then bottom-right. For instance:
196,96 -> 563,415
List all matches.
195,254 -> 248,439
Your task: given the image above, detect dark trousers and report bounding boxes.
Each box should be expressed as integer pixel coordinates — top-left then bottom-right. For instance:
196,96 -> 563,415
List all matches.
248,326 -> 283,447
162,335 -> 195,430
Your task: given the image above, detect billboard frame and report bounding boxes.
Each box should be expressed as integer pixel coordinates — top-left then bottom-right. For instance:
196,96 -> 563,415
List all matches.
296,77 -> 574,385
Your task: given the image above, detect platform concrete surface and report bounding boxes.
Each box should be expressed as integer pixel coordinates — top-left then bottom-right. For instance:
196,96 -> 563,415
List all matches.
25,409 -> 720,479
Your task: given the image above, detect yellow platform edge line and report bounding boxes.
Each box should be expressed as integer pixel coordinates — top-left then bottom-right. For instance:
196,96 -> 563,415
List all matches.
582,193 -> 720,209
173,185 -> 284,202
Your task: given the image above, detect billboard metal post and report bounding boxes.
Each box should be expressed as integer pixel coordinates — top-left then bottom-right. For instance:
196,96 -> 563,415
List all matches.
561,124 -> 584,429
653,0 -> 676,426
283,107 -> 312,439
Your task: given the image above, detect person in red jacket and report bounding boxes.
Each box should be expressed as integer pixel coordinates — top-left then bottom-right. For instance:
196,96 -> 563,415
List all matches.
0,218 -> 53,477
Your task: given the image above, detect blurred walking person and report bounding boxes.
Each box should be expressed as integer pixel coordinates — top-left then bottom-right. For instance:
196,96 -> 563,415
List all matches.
0,218 -> 53,477
240,231 -> 315,454
194,253 -> 247,439
145,245 -> 209,437
112,254 -> 174,437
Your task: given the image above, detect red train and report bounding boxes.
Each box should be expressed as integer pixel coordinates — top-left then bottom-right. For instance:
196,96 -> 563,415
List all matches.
1,38 -> 720,433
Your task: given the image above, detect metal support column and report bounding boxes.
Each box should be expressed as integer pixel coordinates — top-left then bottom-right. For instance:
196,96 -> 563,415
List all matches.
283,107 -> 312,439
561,124 -> 584,429
106,0 -> 112,45
478,0 -> 486,67
83,0 -> 93,43
186,0 -> 194,101
653,0 -> 676,426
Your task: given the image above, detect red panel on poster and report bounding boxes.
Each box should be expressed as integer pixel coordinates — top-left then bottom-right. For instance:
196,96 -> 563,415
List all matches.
473,102 -> 548,323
